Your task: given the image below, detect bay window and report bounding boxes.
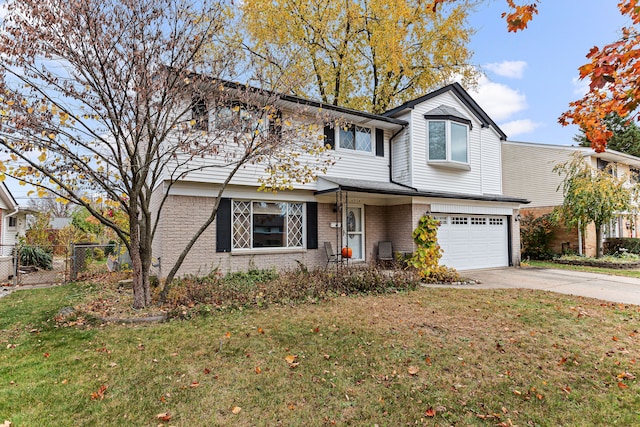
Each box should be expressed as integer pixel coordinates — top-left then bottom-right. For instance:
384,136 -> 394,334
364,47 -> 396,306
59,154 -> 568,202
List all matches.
427,120 -> 469,165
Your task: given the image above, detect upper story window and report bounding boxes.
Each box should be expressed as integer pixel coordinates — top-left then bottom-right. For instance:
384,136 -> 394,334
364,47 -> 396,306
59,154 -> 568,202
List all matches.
191,98 -> 270,135
339,125 -> 372,153
427,120 -> 469,164
8,217 -> 16,228
215,104 -> 266,134
424,104 -> 471,168
192,97 -> 208,131
597,158 -> 617,177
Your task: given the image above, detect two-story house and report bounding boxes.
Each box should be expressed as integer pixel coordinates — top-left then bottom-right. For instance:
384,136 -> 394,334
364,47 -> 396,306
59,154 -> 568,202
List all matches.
150,82 -> 528,277
502,140 -> 640,257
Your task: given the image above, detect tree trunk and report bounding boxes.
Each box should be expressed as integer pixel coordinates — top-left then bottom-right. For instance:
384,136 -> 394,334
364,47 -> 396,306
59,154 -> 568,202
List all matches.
130,213 -> 151,308
595,223 -> 603,258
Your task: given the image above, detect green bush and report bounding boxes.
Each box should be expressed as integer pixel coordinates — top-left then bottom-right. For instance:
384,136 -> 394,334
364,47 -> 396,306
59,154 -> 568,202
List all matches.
20,244 -> 53,270
520,212 -> 556,260
603,237 -> 640,255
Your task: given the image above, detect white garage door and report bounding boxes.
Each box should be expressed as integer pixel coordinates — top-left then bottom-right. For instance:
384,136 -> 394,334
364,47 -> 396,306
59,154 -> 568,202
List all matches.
433,215 -> 509,270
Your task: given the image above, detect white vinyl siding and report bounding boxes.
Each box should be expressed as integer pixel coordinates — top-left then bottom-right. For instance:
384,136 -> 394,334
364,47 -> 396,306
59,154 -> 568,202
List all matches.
409,91 -> 503,195
501,142 -> 570,207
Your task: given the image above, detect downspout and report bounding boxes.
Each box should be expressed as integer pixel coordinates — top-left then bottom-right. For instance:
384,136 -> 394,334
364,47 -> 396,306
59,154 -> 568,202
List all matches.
388,124 -> 417,191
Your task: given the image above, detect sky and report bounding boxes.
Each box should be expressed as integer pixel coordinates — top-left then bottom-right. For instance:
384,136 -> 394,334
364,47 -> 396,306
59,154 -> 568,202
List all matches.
466,1 -> 629,145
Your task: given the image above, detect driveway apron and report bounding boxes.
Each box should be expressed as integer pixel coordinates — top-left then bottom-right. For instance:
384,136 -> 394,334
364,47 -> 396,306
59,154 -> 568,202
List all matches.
435,267 -> 640,306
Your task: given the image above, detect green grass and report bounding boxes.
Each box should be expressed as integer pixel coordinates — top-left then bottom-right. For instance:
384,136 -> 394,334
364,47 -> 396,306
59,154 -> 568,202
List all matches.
2,282 -> 640,426
527,259 -> 640,278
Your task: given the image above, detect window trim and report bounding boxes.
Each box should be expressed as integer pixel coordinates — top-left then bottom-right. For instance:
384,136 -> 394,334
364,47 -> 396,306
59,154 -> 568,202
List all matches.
231,200 -> 306,251
426,119 -> 470,169
336,124 -> 374,154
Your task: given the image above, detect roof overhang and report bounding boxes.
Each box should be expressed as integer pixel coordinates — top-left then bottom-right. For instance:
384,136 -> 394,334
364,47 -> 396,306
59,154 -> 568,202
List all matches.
315,177 -> 530,204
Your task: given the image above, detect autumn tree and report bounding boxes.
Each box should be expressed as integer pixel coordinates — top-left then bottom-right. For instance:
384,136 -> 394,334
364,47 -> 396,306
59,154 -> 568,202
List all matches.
575,113 -> 640,158
0,0 -> 333,308
553,153 -> 631,258
241,0 -> 476,114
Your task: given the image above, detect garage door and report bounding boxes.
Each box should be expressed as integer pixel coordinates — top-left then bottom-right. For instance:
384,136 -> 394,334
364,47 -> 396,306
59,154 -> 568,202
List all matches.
433,215 -> 509,270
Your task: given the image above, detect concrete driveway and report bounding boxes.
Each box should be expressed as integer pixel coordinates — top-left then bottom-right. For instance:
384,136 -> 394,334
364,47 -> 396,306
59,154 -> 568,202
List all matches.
456,267 -> 640,306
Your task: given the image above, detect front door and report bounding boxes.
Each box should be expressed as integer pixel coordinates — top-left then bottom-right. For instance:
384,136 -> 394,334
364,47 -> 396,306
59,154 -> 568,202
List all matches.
345,206 -> 364,261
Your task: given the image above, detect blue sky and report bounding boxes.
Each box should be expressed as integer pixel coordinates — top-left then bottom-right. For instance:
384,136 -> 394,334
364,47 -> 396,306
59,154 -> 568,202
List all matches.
466,1 -> 629,145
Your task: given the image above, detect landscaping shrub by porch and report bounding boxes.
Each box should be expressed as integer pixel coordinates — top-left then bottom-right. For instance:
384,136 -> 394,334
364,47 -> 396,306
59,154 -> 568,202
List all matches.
603,237 -> 640,255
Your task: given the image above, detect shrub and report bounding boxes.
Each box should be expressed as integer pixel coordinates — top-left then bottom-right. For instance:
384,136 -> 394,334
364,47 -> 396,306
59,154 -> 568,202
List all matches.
603,237 -> 640,255
19,244 -> 53,270
93,248 -> 105,261
520,212 -> 556,260
165,266 -> 421,318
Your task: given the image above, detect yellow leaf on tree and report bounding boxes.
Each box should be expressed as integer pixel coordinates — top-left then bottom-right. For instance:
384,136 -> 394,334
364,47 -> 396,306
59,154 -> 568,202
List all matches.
38,152 -> 46,162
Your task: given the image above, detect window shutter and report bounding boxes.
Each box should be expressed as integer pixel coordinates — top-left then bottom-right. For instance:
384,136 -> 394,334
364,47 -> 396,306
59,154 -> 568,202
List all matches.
306,202 -> 318,249
324,125 -> 335,149
270,109 -> 283,140
375,128 -> 384,157
216,198 -> 232,253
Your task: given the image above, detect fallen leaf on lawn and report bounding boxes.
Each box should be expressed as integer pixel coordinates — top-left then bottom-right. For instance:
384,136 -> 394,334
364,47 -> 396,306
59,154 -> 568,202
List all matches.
190,381 -> 200,388
323,354 -> 331,360
225,332 -> 231,338
285,355 -> 299,367
425,356 -> 432,366
203,368 -> 211,374
90,384 -> 108,400
255,366 -> 262,374
618,382 -> 629,389
617,372 -> 636,380
43,352 -> 50,358
257,327 -> 264,334
61,379 -> 68,384
557,357 -> 567,366
2,420 -> 12,427
156,412 -> 171,421
612,336 -> 619,341
512,390 -> 521,395
287,403 -> 295,410
231,406 -> 242,414
407,366 -> 419,376
425,407 -> 436,417
109,362 -> 117,368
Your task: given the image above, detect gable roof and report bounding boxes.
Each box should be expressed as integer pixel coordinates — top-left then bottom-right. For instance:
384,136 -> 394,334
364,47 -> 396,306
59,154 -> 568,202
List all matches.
185,72 -> 408,130
0,182 -> 18,211
383,82 -> 507,140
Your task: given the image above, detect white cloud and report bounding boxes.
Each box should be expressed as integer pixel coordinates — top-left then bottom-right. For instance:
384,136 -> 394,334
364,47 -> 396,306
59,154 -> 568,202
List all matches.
572,76 -> 589,96
467,74 -> 527,122
484,60 -> 527,79
500,119 -> 541,137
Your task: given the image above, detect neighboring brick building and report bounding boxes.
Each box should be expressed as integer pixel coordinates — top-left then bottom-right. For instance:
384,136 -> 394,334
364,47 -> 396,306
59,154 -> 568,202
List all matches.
502,141 -> 640,257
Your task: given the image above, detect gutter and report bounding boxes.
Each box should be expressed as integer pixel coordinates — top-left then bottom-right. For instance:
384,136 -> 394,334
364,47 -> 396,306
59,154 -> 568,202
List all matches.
388,124 -> 418,191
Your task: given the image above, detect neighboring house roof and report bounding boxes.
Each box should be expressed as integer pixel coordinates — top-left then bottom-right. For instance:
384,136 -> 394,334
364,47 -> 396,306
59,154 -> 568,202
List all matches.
0,182 -> 19,212
316,177 -> 529,204
383,82 -> 507,140
51,216 -> 72,229
505,140 -> 640,167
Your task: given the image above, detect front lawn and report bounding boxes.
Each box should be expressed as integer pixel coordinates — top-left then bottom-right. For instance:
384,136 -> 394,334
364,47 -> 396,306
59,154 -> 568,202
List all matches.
527,259 -> 640,279
2,281 -> 640,426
